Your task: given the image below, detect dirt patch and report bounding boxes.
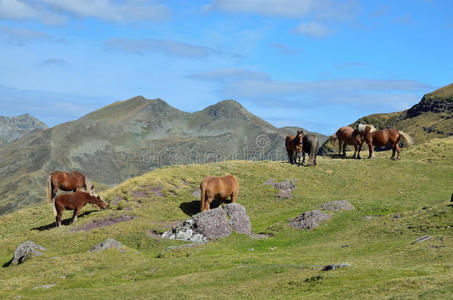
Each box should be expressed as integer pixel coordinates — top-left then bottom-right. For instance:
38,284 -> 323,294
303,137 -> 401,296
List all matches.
71,214 -> 135,232
149,186 -> 164,197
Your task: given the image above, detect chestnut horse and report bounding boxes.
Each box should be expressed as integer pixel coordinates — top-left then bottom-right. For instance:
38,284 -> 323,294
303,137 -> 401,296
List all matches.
200,175 -> 239,212
285,131 -> 304,165
47,170 -> 93,203
54,191 -> 107,227
329,126 -> 364,158
361,125 -> 413,160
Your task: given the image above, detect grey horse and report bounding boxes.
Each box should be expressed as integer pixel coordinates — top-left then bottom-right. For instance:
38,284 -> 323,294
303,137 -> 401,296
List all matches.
301,134 -> 319,166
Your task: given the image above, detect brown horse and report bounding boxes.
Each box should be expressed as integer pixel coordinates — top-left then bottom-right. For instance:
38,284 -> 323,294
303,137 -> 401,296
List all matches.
200,175 -> 239,212
47,171 -> 93,203
285,131 -> 304,165
329,126 -> 364,158
54,191 -> 107,227
361,125 -> 413,160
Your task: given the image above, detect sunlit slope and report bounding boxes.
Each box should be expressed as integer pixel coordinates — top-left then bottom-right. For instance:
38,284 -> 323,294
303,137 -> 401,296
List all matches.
0,138 -> 452,299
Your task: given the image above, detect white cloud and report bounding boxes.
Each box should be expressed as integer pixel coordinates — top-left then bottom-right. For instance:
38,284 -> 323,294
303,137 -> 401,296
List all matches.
203,0 -> 358,20
0,0 -> 170,23
104,38 -> 241,59
189,68 -> 270,82
294,21 -> 330,37
42,0 -> 170,22
0,26 -> 61,45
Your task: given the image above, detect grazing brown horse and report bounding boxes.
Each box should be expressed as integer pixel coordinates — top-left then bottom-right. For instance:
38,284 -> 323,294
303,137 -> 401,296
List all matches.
200,175 -> 239,212
54,191 -> 107,227
47,171 -> 93,204
361,125 -> 413,160
285,131 -> 304,165
329,126 -> 364,158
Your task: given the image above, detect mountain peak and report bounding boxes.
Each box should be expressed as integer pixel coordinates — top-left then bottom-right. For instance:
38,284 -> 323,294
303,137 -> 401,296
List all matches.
407,82 -> 453,117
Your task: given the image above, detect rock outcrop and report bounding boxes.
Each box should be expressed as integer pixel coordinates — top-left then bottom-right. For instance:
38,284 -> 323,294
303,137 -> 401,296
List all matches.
3,241 -> 46,267
90,238 -> 125,252
162,203 -> 251,243
288,210 -> 331,230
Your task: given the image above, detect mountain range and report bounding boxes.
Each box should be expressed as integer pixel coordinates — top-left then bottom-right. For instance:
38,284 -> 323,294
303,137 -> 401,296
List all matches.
0,98 -> 321,215
0,114 -> 47,147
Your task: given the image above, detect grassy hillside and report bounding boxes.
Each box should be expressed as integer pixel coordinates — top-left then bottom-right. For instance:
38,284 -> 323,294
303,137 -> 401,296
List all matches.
0,97 -> 316,216
320,82 -> 453,154
1,138 -> 452,299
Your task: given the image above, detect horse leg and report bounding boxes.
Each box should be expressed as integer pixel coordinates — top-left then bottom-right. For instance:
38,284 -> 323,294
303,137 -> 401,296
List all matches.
205,197 -> 213,211
231,192 -> 237,204
338,141 -> 342,156
302,152 -> 305,166
396,143 -> 401,160
342,142 -> 346,156
287,150 -> 293,164
352,144 -> 357,159
56,209 -> 62,227
72,207 -> 82,224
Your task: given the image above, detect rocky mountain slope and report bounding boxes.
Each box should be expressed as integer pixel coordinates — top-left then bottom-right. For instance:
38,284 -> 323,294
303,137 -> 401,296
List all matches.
0,97 -> 320,215
320,82 -> 453,154
0,114 -> 47,147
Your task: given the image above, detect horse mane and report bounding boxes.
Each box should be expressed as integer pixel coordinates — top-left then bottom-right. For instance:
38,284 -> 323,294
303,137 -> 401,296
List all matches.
356,123 -> 377,133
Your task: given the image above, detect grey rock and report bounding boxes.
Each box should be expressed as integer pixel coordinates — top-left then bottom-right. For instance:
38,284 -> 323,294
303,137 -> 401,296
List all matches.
33,284 -> 55,290
192,189 -> 201,198
90,238 -> 124,252
263,179 -> 296,194
322,263 -> 351,271
288,210 -> 331,230
321,200 -> 355,211
162,203 -> 251,242
224,203 -> 252,235
3,241 -> 46,267
412,235 -> 431,243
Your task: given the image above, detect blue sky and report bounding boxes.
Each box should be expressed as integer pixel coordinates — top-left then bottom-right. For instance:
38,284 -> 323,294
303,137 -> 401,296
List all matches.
0,0 -> 452,134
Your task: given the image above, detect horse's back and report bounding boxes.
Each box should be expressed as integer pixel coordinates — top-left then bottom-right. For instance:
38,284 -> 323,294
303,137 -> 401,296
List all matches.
55,191 -> 89,210
202,175 -> 238,197
302,134 -> 318,153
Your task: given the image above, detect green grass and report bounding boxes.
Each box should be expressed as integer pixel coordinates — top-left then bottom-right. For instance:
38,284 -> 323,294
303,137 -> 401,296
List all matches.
1,138 -> 452,299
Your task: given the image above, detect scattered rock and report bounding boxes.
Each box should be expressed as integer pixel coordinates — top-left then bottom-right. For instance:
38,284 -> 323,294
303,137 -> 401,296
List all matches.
322,263 -> 351,271
3,241 -> 46,267
392,213 -> 402,220
264,179 -> 296,199
341,244 -> 349,248
304,275 -> 323,283
162,203 -> 251,242
412,235 -> 431,244
71,214 -> 135,232
90,238 -> 125,252
192,189 -> 201,198
321,200 -> 355,211
288,210 -> 331,230
248,248 -> 254,251
270,247 -> 278,251
32,284 -> 55,290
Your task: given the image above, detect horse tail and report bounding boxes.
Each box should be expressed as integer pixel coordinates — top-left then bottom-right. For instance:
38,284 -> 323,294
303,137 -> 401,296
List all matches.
398,131 -> 413,146
52,198 -> 57,217
200,180 -> 206,212
329,134 -> 337,145
84,177 -> 92,194
46,174 -> 52,203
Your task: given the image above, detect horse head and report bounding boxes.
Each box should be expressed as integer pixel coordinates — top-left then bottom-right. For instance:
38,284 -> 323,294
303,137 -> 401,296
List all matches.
295,130 -> 304,145
91,194 -> 108,209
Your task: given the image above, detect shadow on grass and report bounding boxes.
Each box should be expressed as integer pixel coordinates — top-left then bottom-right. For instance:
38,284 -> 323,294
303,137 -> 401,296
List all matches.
31,210 -> 96,231
179,199 -> 224,217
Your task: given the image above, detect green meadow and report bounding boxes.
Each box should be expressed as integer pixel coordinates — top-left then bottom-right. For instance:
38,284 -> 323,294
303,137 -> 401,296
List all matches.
1,138 -> 452,299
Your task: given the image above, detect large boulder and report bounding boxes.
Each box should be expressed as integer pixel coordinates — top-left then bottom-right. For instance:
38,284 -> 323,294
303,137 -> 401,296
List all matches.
162,203 -> 251,243
288,210 -> 331,230
3,241 -> 46,267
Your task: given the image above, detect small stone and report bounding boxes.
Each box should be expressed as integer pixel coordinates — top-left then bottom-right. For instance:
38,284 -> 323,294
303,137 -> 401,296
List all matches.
341,244 -> 349,248
270,247 -> 278,251
321,200 -> 355,211
413,235 -> 431,243
248,248 -> 254,251
322,263 -> 351,271
33,284 -> 55,290
90,238 -> 124,252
